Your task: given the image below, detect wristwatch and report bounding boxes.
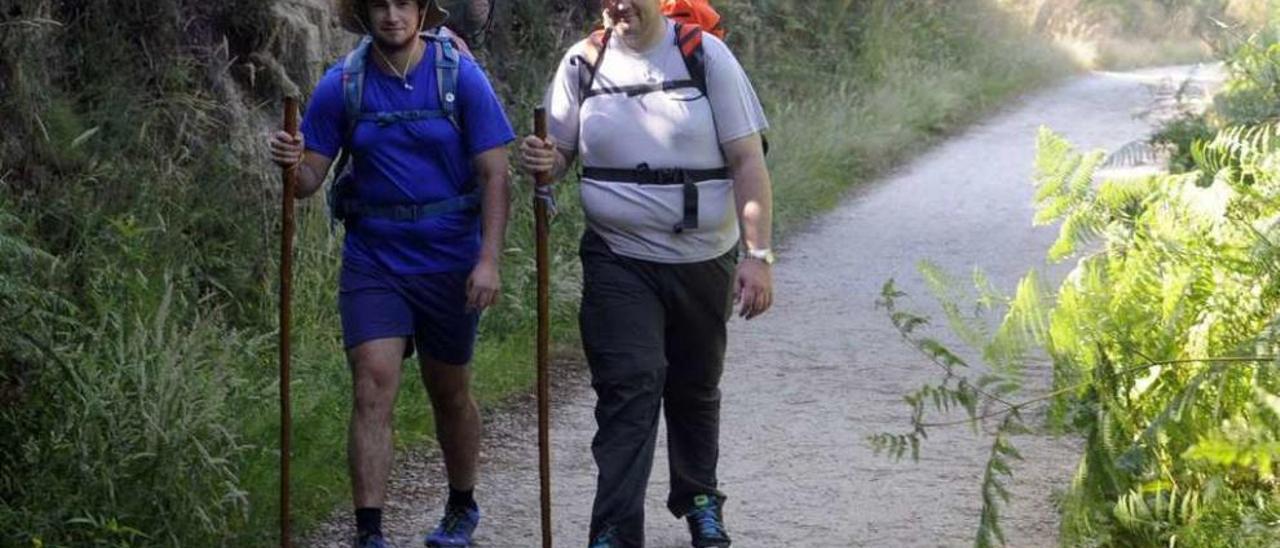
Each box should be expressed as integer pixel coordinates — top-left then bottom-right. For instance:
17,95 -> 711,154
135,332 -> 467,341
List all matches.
745,248 -> 776,265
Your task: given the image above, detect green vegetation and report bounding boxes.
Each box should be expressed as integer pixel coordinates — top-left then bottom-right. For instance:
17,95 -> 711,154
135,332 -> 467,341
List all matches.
723,0 -> 1071,234
1013,0 -> 1262,69
874,14 -> 1280,547
6,0 -> 1202,545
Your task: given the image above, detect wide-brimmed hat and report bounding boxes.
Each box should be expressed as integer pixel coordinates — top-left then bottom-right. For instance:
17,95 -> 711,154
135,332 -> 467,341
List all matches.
337,0 -> 449,34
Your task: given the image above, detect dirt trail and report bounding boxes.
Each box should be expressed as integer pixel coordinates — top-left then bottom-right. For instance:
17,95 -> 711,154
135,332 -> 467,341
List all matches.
309,65 -> 1222,547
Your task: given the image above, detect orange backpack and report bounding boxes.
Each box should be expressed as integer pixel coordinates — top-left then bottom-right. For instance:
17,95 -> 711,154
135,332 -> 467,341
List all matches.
661,0 -> 726,39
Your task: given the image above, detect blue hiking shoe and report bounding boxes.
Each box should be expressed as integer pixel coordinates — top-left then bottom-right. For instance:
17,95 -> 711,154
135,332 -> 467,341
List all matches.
424,503 -> 480,547
588,525 -> 620,548
354,534 -> 392,548
685,494 -> 731,548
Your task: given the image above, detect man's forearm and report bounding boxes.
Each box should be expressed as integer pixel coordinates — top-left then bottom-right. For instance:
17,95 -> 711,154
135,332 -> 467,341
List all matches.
294,162 -> 323,199
294,152 -> 333,199
478,171 -> 510,263
733,156 -> 773,252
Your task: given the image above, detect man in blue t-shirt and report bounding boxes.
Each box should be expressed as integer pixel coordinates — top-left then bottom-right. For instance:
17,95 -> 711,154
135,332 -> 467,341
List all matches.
268,1 -> 514,546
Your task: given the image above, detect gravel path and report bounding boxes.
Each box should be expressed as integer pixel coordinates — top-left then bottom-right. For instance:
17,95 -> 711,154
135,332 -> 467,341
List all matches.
308,65 -> 1223,548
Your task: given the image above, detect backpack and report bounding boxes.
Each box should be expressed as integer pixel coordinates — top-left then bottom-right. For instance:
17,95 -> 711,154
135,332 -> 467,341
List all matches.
661,0 -> 725,39
574,2 -> 771,234
326,29 -> 480,227
577,1 -> 723,104
660,1 -> 771,156
576,2 -> 767,153
436,0 -> 499,45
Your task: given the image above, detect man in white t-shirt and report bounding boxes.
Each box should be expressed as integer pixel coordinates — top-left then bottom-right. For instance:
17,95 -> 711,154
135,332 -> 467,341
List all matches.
519,0 -> 774,546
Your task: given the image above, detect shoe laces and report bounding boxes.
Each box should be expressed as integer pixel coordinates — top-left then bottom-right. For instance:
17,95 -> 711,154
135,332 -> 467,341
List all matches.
436,504 -> 472,534
688,500 -> 727,539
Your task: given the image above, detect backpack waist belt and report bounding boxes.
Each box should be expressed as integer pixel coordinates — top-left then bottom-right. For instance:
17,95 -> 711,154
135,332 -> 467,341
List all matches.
340,188 -> 481,222
581,165 -> 729,234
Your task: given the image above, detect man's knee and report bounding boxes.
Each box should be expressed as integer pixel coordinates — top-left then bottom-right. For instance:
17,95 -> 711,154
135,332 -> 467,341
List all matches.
421,360 -> 474,415
430,385 -> 475,415
349,341 -> 404,418
352,376 -> 397,420
591,356 -> 665,405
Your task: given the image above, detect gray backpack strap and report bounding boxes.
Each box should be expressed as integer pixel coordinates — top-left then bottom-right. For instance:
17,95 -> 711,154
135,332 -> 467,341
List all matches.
423,30 -> 462,131
327,33 -> 470,228
332,36 -> 372,178
341,36 -> 373,140
327,36 -> 373,229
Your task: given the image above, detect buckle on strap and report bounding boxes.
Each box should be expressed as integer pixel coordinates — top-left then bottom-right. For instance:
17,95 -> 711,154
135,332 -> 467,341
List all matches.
373,112 -> 400,127
340,190 -> 481,222
674,179 -> 699,234
635,163 -> 690,184
633,164 -> 701,234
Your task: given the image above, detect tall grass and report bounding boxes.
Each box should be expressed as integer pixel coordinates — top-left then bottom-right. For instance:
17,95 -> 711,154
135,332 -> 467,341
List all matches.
2,0 -> 1075,545
735,0 -> 1069,233
1000,0 -> 1269,69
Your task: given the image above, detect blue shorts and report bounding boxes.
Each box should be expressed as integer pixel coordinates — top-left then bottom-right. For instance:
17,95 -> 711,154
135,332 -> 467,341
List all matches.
338,262 -> 480,365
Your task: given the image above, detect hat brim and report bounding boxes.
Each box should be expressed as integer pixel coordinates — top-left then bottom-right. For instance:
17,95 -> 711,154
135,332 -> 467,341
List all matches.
337,0 -> 449,34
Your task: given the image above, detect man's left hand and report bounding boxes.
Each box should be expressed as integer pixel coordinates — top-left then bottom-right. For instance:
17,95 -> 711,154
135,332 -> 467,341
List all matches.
467,258 -> 501,311
734,258 -> 773,320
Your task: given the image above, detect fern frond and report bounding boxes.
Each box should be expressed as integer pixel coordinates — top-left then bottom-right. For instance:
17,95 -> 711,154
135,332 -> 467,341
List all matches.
984,272 -> 1052,380
1032,127 -> 1106,228
975,411 -> 1025,548
919,261 -> 994,352
1192,122 -> 1280,189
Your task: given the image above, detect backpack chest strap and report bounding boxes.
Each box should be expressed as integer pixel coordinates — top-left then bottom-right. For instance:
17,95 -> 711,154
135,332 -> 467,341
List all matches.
581,79 -> 703,100
578,22 -> 707,104
358,109 -> 455,127
341,33 -> 462,135
581,166 -> 727,184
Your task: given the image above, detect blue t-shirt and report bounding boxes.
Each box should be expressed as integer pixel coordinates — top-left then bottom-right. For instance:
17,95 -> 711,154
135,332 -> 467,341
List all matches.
302,40 -> 515,274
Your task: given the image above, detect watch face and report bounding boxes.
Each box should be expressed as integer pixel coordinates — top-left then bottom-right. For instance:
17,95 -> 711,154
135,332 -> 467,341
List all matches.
748,249 -> 774,264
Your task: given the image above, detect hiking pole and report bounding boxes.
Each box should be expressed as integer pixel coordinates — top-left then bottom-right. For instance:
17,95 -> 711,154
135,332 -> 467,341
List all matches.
533,107 -> 553,548
279,96 -> 299,548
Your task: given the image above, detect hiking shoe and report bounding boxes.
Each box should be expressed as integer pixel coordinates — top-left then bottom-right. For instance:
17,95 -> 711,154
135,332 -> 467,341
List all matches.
685,494 -> 731,548
588,526 -> 620,548
354,534 -> 392,548
424,503 -> 480,547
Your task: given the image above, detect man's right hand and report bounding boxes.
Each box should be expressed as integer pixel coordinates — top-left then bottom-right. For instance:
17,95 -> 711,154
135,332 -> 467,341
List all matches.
269,131 -> 305,170
266,132 -> 332,200
518,135 -> 558,178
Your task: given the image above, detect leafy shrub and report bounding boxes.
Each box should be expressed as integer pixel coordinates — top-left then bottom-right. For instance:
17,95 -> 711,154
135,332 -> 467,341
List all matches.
876,123 -> 1280,546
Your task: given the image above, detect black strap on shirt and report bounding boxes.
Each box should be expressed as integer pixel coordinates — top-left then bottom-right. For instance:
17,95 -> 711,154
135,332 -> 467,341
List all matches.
581,164 -> 729,233
581,79 -> 702,100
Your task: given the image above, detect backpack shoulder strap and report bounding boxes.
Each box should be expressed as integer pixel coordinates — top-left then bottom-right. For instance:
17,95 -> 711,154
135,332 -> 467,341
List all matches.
674,22 -> 707,97
576,28 -> 612,103
425,31 -> 462,131
341,36 -> 374,138
332,35 -> 374,180
432,26 -> 475,58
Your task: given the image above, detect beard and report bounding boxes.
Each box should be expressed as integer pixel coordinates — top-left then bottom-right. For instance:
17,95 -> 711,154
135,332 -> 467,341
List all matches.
372,25 -> 420,52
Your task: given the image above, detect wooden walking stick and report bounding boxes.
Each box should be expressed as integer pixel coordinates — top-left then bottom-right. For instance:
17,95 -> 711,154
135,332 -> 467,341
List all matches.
533,107 -> 554,548
279,96 -> 299,548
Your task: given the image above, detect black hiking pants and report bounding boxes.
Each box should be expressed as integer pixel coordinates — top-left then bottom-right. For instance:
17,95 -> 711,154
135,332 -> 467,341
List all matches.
579,230 -> 736,547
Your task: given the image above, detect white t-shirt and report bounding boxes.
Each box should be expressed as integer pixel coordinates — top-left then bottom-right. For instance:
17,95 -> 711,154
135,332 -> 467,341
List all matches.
545,21 -> 769,263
